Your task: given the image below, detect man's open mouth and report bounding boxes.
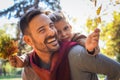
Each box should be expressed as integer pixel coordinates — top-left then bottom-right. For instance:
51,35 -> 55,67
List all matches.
47,38 -> 57,44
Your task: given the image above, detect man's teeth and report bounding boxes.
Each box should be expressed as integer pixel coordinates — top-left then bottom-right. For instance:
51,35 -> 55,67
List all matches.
47,38 -> 56,43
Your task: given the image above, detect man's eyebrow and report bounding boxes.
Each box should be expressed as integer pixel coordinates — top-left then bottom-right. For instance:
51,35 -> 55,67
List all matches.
37,26 -> 44,32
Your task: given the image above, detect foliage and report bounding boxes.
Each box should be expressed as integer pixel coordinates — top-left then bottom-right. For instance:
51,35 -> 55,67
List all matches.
86,4 -> 102,32
101,12 -> 120,61
86,17 -> 98,32
0,0 -> 61,18
86,11 -> 120,61
86,0 -> 120,61
0,30 -> 18,59
0,61 -> 22,80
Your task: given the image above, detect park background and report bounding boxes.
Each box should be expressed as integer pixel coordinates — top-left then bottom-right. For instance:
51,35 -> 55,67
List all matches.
0,0 -> 120,80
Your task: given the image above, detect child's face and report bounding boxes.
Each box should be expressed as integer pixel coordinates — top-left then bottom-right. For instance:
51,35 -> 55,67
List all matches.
54,19 -> 73,42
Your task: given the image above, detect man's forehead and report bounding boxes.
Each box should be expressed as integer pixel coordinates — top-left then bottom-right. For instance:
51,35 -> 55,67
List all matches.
32,14 -> 49,21
29,14 -> 50,23
29,14 -> 53,30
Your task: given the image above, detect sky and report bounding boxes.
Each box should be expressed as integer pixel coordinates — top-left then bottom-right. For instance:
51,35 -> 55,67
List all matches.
0,0 -> 15,26
0,0 -> 94,36
60,0 -> 120,33
60,0 -> 95,34
0,0 -> 17,38
0,0 -> 120,37
0,0 -> 14,10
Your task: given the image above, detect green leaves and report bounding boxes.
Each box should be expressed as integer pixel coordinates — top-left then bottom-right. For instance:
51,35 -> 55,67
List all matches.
100,12 -> 120,60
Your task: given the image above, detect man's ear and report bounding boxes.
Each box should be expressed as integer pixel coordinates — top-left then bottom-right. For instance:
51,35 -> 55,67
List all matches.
23,35 -> 33,46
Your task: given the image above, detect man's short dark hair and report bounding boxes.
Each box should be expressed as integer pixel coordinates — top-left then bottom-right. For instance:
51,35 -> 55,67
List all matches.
19,8 -> 44,35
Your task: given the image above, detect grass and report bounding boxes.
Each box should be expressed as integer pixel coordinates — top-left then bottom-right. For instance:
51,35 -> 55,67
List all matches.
98,74 -> 105,80
0,74 -> 105,80
0,75 -> 22,80
0,78 -> 21,80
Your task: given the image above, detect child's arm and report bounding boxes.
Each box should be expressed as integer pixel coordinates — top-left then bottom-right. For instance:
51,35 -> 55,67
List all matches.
9,54 -> 28,68
85,28 -> 100,55
71,33 -> 86,47
71,28 -> 100,56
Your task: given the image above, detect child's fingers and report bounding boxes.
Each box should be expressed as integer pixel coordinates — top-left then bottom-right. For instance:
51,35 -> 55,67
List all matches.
94,28 -> 100,33
9,56 -> 17,67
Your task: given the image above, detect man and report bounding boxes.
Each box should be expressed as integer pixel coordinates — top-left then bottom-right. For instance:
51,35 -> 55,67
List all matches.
10,9 -> 120,80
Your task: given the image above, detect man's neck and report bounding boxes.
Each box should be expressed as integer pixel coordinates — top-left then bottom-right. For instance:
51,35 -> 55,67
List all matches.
36,51 -> 52,64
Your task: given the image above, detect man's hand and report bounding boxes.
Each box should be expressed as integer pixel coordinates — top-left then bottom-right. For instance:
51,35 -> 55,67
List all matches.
85,28 -> 100,52
9,55 -> 25,68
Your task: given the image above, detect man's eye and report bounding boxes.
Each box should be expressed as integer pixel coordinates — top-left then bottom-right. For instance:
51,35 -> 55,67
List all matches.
50,23 -> 55,28
50,24 -> 55,28
39,29 -> 45,33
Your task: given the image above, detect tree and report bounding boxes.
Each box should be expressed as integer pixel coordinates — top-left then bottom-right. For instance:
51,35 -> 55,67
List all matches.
0,0 -> 61,18
86,0 -> 120,61
100,12 -> 120,62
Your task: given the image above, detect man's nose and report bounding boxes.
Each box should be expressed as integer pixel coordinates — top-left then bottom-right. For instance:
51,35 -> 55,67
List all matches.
47,27 -> 55,36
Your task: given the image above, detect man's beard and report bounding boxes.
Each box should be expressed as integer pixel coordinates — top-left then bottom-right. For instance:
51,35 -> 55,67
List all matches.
31,33 -> 59,53
44,33 -> 59,52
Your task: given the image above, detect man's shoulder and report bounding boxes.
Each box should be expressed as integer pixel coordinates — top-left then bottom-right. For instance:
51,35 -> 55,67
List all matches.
68,45 -> 85,55
68,45 -> 86,64
70,45 -> 84,51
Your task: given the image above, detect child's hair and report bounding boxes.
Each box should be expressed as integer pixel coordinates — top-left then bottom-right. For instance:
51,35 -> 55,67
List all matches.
48,11 -> 67,23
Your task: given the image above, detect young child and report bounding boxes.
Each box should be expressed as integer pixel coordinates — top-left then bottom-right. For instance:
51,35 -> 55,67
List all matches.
48,11 -> 100,54
9,11 -> 100,68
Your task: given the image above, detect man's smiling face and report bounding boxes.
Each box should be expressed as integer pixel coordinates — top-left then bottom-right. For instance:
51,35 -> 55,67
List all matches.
24,14 -> 60,53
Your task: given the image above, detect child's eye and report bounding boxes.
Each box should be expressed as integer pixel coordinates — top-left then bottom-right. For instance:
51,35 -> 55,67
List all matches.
64,26 -> 69,31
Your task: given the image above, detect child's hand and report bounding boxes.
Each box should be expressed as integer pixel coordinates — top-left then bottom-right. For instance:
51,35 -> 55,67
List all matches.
85,28 -> 100,52
9,55 -> 25,68
71,33 -> 86,46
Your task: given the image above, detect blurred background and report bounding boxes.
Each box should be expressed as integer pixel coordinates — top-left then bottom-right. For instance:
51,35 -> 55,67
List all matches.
0,0 -> 120,80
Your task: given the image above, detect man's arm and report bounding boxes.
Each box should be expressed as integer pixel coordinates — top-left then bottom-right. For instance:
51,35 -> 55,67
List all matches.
68,45 -> 120,80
